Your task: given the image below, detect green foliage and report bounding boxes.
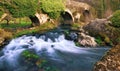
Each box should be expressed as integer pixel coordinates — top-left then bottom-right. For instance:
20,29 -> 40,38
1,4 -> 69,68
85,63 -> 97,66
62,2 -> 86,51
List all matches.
95,36 -> 103,45
1,0 -> 65,19
108,0 -> 120,11
22,50 -> 59,71
0,22 -> 31,28
22,50 -> 39,63
14,22 -> 57,37
38,22 -> 57,31
14,29 -> 37,37
71,23 -> 81,30
40,0 -> 65,19
22,50 -> 39,59
1,0 -> 38,17
110,10 -> 120,27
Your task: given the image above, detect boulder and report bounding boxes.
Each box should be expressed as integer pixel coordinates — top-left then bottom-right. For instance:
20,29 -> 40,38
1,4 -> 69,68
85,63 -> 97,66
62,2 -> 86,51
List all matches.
78,33 -> 97,47
83,18 -> 111,36
83,18 -> 120,45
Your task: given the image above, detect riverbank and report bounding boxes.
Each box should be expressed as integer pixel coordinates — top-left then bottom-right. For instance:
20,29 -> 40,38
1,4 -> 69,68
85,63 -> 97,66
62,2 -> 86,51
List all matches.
94,43 -> 120,71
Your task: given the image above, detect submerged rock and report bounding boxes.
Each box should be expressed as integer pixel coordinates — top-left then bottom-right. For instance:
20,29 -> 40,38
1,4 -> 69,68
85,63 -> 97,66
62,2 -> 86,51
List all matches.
94,44 -> 120,71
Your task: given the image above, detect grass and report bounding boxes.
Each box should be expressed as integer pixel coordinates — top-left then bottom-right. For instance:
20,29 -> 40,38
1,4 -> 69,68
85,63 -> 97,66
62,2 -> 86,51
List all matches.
0,22 -> 31,29
13,22 -> 58,37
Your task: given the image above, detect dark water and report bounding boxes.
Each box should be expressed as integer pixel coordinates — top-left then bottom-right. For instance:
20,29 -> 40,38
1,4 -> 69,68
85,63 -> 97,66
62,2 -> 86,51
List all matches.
43,48 -> 109,71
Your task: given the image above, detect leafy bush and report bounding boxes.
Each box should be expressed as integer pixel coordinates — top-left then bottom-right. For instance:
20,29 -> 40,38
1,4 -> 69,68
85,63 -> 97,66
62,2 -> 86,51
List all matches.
1,0 -> 65,19
1,0 -> 38,17
110,10 -> 120,27
40,0 -> 65,19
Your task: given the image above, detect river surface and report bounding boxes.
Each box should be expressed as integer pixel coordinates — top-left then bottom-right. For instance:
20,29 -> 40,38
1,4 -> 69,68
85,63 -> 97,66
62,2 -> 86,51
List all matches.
0,32 -> 109,71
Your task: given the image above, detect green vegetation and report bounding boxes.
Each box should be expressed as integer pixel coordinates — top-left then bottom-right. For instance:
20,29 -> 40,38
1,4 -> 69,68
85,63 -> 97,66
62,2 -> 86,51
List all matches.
71,23 -> 81,30
0,22 -> 31,28
1,0 -> 38,18
0,0 -> 65,19
40,0 -> 65,19
22,50 -> 59,71
22,50 -> 39,60
14,29 -> 37,37
89,0 -> 120,18
110,10 -> 120,28
95,36 -> 103,45
14,22 -> 57,37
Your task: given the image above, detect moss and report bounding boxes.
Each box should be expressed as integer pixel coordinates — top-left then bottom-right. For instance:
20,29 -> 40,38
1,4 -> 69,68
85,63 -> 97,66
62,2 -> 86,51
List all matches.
22,50 -> 39,60
14,29 -> 38,37
40,0 -> 65,19
14,22 -> 58,37
71,23 -> 81,30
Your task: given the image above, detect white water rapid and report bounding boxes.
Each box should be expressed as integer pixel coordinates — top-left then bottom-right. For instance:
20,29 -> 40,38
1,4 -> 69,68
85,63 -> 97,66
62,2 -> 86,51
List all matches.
0,33 -> 109,71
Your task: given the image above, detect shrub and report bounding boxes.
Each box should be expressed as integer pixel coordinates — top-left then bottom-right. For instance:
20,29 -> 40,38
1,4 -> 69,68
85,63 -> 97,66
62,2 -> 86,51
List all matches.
110,10 -> 120,27
40,0 -> 65,19
1,0 -> 38,18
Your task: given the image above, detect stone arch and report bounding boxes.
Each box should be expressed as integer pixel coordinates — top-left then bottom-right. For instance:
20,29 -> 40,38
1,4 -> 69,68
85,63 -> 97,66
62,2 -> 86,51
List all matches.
29,16 -> 40,26
29,13 -> 49,26
61,9 -> 74,24
83,10 -> 91,22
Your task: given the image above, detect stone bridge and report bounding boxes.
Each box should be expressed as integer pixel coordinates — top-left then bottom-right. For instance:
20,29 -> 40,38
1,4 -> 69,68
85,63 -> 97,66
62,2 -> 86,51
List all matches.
61,0 -> 95,24
0,0 -> 95,25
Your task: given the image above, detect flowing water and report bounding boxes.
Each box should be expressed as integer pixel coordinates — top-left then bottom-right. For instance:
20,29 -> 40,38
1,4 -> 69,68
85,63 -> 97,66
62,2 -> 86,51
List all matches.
0,32 -> 109,71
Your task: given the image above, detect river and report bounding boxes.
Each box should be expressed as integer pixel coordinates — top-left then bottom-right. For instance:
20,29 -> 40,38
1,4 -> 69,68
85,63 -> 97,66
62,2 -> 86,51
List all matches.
0,32 -> 109,71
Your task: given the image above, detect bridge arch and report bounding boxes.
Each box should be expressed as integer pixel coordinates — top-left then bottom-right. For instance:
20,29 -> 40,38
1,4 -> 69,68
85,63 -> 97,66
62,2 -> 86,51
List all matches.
61,9 -> 74,24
